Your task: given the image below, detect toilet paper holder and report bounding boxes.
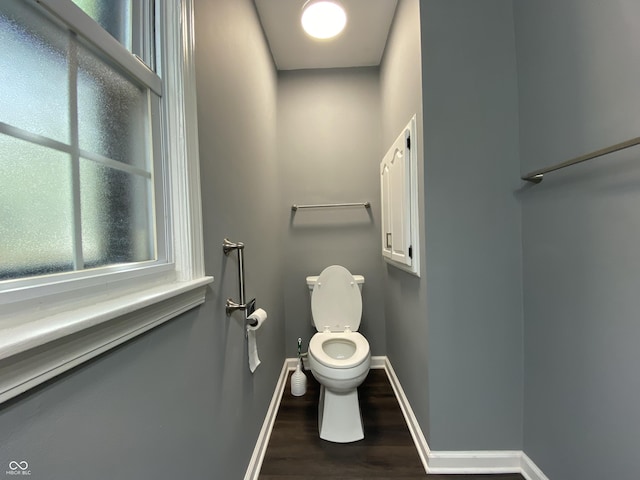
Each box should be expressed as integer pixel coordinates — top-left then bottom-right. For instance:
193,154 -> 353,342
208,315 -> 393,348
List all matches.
223,238 -> 258,326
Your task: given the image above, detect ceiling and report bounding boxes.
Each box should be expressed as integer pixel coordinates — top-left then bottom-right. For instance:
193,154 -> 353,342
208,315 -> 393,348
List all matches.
254,0 -> 398,71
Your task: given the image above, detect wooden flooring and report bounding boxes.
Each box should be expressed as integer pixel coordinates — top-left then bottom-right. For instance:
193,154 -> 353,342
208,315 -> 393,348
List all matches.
259,368 -> 524,480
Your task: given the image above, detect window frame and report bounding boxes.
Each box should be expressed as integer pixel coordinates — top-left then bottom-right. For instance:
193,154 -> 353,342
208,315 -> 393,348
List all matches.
0,0 -> 211,404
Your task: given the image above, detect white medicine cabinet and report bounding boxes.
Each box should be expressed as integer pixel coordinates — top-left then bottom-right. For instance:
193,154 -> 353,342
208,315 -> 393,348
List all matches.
380,115 -> 420,276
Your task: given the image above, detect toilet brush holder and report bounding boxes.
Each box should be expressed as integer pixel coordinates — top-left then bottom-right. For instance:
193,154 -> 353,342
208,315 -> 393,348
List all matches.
291,358 -> 307,396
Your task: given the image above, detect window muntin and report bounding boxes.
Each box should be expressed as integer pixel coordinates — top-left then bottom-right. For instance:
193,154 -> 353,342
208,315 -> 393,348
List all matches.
0,0 -> 162,284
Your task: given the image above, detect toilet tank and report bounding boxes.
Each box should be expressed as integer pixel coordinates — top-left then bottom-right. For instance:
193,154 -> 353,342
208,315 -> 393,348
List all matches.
306,274 -> 365,296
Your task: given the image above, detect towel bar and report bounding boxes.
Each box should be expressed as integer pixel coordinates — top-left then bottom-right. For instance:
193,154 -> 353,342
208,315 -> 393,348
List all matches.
291,201 -> 371,211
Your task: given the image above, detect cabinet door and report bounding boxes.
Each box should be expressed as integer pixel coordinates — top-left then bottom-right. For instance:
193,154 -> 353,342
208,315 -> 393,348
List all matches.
389,133 -> 412,266
380,115 -> 418,275
380,127 -> 412,267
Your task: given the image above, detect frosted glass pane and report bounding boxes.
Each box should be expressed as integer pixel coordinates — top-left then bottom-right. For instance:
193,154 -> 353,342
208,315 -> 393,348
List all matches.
0,134 -> 74,280
80,160 -> 153,268
0,0 -> 69,143
77,43 -> 148,170
71,0 -> 132,52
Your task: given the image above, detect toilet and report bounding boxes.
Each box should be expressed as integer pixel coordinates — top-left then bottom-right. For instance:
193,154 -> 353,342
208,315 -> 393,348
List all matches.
306,265 -> 371,443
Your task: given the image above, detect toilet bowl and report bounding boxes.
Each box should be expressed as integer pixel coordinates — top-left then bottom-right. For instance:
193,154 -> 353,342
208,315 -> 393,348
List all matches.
307,265 -> 371,443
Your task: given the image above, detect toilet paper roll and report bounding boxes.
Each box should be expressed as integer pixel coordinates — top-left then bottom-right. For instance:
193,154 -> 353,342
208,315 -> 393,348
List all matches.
246,308 -> 267,373
247,308 -> 267,330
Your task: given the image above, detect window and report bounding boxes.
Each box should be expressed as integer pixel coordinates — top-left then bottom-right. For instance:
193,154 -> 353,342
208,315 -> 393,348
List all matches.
0,0 -> 210,404
0,0 -> 161,281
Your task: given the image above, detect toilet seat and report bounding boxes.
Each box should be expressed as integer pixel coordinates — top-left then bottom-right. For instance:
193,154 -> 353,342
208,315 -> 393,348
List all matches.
311,265 -> 362,332
309,331 -> 369,369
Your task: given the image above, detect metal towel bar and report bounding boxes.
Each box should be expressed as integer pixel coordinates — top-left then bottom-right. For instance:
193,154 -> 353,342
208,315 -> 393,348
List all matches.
522,136 -> 640,184
291,201 -> 371,211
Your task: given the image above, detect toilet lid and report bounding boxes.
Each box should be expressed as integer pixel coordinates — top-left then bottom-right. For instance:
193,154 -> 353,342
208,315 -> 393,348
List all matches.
311,265 -> 362,332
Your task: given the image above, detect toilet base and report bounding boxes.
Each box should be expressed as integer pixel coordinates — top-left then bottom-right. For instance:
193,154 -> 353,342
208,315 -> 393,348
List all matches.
318,385 -> 364,443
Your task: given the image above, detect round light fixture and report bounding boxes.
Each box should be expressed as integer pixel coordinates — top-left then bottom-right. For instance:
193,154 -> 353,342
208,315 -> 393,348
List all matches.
301,0 -> 347,40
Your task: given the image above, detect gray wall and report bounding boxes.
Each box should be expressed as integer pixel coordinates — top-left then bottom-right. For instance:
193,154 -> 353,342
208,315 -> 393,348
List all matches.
379,0 -> 431,440
420,0 -> 523,449
0,0 -> 286,479
515,1 -> 640,478
277,68 -> 386,357
195,0 -> 285,476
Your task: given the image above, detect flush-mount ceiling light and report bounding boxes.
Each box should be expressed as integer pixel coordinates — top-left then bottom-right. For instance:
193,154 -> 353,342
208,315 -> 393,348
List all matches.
301,0 -> 347,40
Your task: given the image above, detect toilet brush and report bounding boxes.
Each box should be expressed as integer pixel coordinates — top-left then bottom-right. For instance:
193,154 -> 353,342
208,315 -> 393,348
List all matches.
291,338 -> 307,396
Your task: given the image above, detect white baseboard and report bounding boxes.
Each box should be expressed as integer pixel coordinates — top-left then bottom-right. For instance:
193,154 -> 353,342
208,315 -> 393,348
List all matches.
243,360 -> 290,480
426,450 -> 548,479
379,356 -> 549,479
521,452 -> 550,480
427,450 -> 522,474
382,356 -> 432,471
244,356 -> 549,480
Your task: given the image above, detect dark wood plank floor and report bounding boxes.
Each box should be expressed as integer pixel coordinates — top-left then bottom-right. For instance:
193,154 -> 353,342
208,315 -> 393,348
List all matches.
259,368 -> 524,480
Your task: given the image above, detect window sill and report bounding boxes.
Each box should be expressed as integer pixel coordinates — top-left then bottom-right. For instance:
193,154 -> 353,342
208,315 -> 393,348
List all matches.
0,276 -> 213,404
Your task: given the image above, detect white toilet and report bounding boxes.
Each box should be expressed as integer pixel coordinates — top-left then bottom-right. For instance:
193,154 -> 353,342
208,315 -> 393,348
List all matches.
306,265 -> 371,443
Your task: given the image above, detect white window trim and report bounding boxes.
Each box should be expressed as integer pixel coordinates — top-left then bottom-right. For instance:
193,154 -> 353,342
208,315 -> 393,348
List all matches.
0,0 -> 212,404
